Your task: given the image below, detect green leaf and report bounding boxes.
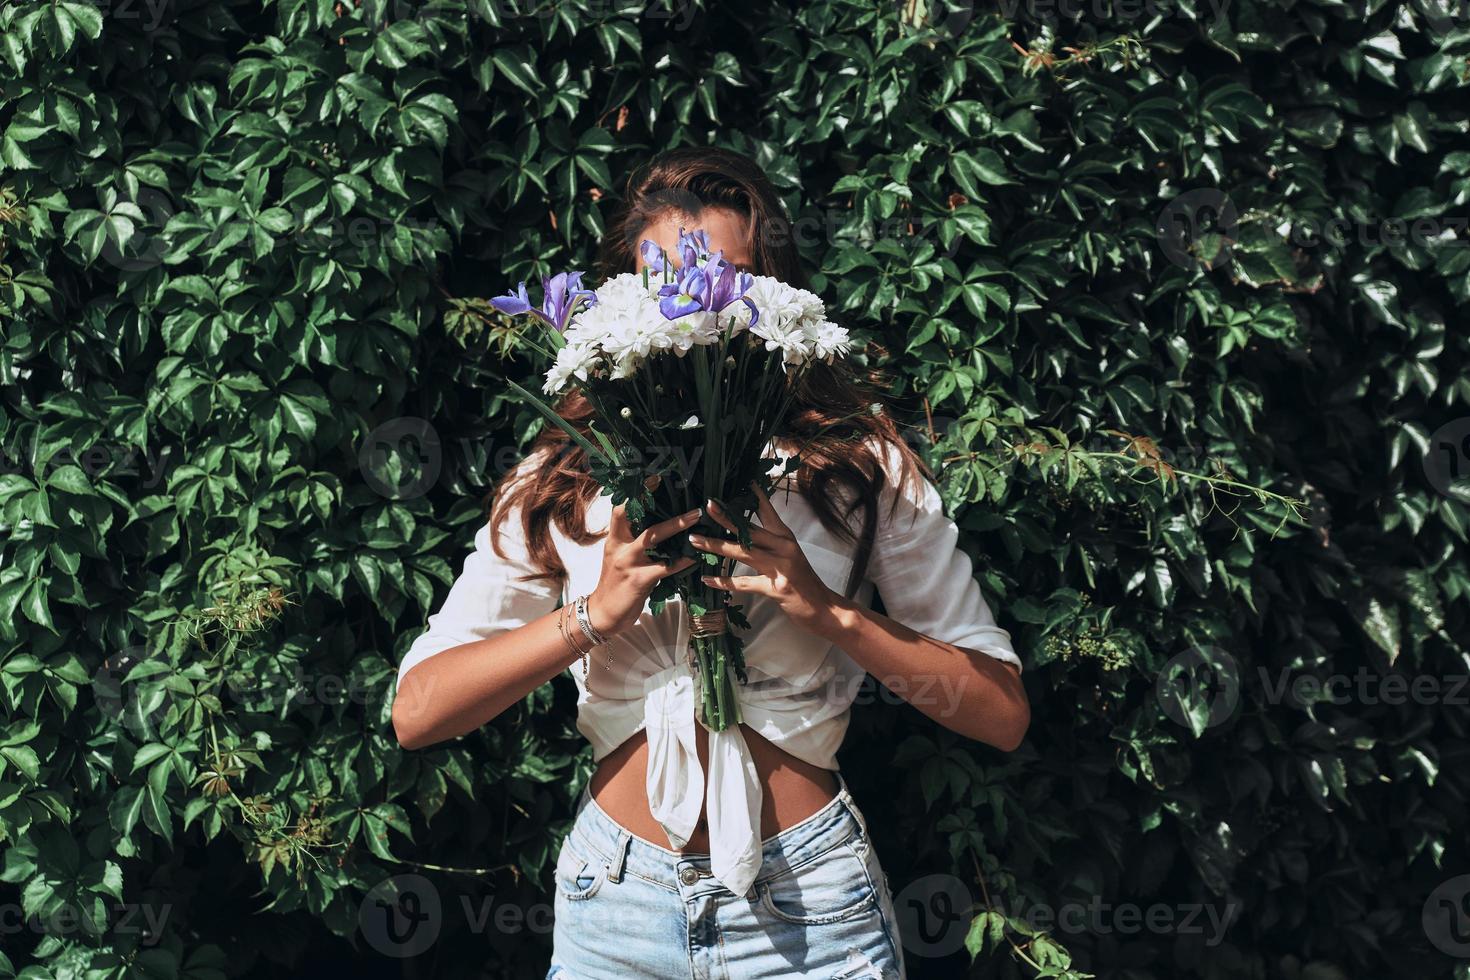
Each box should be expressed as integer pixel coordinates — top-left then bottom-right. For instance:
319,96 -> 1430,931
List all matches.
492,48 -> 542,96
951,149 -> 1015,196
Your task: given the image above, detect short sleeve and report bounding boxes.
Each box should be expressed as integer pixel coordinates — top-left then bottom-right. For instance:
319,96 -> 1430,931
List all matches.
865,446 -> 1022,672
395,503 -> 562,689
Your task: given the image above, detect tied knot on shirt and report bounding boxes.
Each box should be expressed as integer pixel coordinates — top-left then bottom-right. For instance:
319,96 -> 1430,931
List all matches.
641,663 -> 763,897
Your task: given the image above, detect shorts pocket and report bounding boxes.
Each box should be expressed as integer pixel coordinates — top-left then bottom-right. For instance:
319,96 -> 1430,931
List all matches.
759,840 -> 878,925
553,836 -> 604,901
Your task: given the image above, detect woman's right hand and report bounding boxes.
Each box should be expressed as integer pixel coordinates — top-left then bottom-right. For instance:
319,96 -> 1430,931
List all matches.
586,504 -> 702,638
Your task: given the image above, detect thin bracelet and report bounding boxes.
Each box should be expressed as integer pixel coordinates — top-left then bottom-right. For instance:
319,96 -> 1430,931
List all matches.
574,595 -> 614,671
570,605 -> 590,679
558,603 -> 589,679
574,595 -> 605,646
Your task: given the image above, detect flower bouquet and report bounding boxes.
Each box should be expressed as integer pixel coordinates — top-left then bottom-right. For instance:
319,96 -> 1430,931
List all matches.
491,229 -> 850,732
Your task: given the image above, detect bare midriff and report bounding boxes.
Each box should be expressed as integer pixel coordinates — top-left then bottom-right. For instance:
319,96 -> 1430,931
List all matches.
589,723 -> 840,853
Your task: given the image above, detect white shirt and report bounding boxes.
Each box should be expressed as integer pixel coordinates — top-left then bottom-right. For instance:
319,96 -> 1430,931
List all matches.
395,441 -> 1021,896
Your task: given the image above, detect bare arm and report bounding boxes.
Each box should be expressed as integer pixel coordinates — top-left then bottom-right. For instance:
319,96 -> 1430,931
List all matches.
393,607 -> 586,750
695,487 -> 1029,752
803,598 -> 1028,750
392,504 -> 702,751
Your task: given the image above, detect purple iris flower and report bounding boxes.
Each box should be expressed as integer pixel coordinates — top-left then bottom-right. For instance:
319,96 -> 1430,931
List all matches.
491,271 -> 595,332
639,239 -> 666,273
658,265 -> 709,319
656,248 -> 758,325
707,258 -> 755,322
677,228 -> 711,268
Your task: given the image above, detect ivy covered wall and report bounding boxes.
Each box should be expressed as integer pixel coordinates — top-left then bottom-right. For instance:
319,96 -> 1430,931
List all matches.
0,0 -> 1467,976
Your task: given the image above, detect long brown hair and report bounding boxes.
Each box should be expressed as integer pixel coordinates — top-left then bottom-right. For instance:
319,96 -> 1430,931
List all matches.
491,146 -> 926,597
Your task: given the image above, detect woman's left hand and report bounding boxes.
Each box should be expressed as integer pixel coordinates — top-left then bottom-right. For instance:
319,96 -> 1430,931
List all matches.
691,482 -> 847,637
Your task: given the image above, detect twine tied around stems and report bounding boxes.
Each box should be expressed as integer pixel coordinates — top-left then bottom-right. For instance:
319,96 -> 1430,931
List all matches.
689,609 -> 728,638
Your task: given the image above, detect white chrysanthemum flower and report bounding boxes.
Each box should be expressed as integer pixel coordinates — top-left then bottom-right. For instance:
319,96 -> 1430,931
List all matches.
574,273 -> 670,377
661,310 -> 723,353
739,275 -> 808,331
542,339 -> 598,394
598,272 -> 659,309
810,320 -> 851,362
751,317 -> 814,368
737,275 -> 839,369
576,276 -> 654,336
725,302 -> 754,332
797,291 -> 827,325
599,322 -> 657,376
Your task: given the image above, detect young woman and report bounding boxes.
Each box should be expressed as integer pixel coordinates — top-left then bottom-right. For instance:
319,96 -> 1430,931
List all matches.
392,147 -> 1029,979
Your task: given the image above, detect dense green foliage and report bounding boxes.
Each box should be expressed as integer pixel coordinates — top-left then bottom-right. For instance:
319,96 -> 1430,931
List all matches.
1,0 -> 1468,976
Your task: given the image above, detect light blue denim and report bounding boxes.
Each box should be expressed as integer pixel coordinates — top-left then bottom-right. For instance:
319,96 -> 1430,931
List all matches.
547,774 -> 906,979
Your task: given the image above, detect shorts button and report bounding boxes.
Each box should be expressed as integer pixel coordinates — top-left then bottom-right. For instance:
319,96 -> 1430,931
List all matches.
678,866 -> 700,885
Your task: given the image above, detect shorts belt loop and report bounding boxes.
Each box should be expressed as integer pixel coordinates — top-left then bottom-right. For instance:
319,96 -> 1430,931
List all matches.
836,774 -> 872,839
606,829 -> 631,884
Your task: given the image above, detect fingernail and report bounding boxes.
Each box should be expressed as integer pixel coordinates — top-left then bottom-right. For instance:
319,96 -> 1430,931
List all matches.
688,534 -> 705,544
684,508 -> 700,518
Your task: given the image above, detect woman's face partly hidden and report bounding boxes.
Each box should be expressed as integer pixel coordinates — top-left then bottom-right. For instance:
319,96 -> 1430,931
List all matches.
634,208 -> 754,273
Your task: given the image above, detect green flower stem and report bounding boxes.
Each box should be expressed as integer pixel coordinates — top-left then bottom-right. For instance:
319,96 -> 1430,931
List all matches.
689,580 -> 743,732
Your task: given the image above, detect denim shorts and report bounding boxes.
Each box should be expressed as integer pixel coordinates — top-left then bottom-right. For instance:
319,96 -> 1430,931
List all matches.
547,774 -> 906,979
